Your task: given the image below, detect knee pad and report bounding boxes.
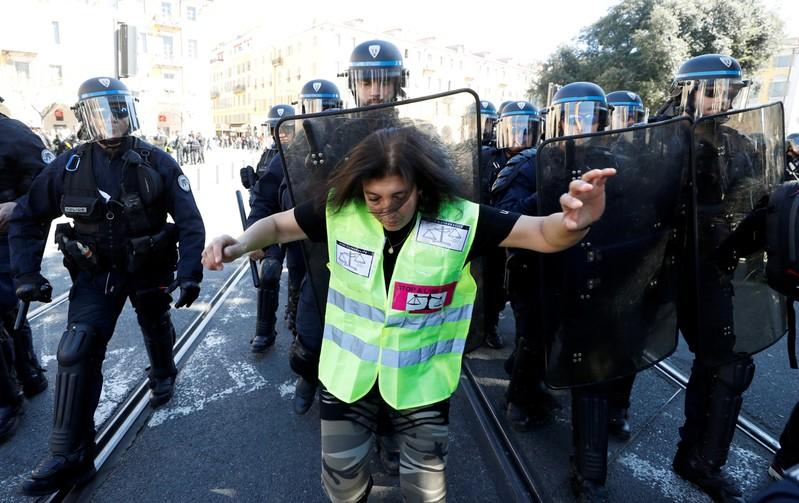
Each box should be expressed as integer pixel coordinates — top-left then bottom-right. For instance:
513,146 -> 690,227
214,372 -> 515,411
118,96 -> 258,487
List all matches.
259,258 -> 283,290
57,323 -> 101,367
289,338 -> 320,381
715,357 -> 755,394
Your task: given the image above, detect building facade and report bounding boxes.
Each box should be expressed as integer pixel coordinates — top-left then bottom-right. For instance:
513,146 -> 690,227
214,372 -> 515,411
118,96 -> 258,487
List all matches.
0,0 -> 213,139
748,36 -> 799,134
210,19 -> 536,135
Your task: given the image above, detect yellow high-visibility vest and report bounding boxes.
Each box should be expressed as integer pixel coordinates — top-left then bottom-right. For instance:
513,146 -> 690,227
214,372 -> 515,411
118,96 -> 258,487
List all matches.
320,197 -> 479,409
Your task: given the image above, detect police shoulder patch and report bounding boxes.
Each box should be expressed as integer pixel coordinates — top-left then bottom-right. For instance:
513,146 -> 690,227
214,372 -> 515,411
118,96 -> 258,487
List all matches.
41,149 -> 56,164
177,175 -> 191,192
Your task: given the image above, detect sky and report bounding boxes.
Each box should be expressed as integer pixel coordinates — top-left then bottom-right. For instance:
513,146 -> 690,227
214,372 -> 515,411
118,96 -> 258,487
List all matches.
205,0 -> 799,65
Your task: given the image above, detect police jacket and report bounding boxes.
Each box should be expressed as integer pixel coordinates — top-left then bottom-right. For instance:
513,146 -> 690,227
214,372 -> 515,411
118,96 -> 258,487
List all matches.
0,114 -> 52,272
246,152 -> 283,227
9,137 -> 205,282
492,148 -> 538,267
480,145 -> 506,205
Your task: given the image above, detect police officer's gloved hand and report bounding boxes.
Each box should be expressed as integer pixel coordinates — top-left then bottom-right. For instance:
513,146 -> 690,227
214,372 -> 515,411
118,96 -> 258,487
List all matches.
168,279 -> 200,308
14,273 -> 53,303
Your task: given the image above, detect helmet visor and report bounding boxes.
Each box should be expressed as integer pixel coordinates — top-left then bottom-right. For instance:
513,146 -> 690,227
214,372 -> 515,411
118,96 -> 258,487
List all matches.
301,96 -> 342,114
350,68 -> 403,107
609,105 -> 648,130
496,115 -> 541,149
77,94 -> 139,141
546,101 -> 607,138
481,115 -> 497,143
680,78 -> 749,119
266,120 -> 295,142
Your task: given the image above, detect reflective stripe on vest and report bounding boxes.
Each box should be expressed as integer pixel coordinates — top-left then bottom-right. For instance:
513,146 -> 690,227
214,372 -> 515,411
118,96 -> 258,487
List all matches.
320,197 -> 479,410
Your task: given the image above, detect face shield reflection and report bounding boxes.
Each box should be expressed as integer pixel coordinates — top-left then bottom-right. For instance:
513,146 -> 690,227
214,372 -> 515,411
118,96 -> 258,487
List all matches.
609,105 -> 647,130
301,97 -> 341,114
482,115 -> 497,143
496,115 -> 541,150
546,101 -> 607,138
681,78 -> 749,119
351,68 -> 401,107
77,95 -> 139,141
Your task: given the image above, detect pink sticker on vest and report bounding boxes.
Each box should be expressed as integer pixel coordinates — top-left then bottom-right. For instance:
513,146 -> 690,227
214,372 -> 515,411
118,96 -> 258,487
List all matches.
392,281 -> 457,314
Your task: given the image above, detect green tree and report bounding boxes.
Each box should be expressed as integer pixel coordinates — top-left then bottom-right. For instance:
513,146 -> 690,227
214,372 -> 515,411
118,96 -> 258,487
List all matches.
531,0 -> 781,111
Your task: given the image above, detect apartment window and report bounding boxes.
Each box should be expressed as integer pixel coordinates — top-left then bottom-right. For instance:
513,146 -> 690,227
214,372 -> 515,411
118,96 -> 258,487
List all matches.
774,54 -> 792,67
50,65 -> 63,83
138,32 -> 148,53
769,80 -> 788,99
52,21 -> 61,44
186,6 -> 197,20
161,2 -> 171,16
161,35 -> 174,58
188,39 -> 197,58
14,61 -> 30,80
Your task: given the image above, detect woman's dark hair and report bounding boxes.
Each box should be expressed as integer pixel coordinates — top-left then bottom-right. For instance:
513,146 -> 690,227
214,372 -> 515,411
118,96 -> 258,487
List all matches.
326,126 -> 467,216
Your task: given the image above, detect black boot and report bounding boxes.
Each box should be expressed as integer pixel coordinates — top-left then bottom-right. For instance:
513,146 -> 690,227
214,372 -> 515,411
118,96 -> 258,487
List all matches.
672,358 -> 753,503
21,445 -> 96,496
0,348 -> 24,442
293,376 -> 317,415
141,315 -> 178,408
608,375 -> 635,441
21,323 -> 102,496
570,388 -> 610,503
3,316 -> 47,397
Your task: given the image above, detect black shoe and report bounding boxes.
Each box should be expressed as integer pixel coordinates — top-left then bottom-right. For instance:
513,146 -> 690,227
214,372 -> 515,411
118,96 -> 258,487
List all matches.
250,332 -> 276,353
149,376 -> 176,408
608,407 -> 631,441
672,447 -> 745,503
21,450 -> 96,496
570,462 -> 609,503
19,368 -> 48,397
506,402 -> 534,432
293,377 -> 316,415
484,330 -> 504,349
0,399 -> 24,443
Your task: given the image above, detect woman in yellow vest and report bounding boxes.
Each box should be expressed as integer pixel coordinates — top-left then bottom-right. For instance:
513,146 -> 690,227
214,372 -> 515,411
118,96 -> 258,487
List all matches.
203,126 -> 615,502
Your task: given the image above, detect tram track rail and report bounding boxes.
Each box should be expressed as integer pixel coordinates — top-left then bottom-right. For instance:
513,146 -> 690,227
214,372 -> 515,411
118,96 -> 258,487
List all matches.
44,260 -> 250,503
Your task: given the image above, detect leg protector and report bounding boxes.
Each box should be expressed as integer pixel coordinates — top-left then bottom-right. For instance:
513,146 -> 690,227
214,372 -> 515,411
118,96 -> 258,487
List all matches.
140,313 -> 177,407
4,313 -> 48,397
289,337 -> 320,382
253,257 -> 282,350
285,279 -> 300,337
51,323 -> 103,455
571,387 -> 609,483
698,357 -> 755,469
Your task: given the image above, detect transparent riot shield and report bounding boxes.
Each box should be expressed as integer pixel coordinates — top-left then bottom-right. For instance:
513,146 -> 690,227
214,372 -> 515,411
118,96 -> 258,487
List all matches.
536,117 -> 692,388
687,102 -> 787,364
276,89 -> 485,351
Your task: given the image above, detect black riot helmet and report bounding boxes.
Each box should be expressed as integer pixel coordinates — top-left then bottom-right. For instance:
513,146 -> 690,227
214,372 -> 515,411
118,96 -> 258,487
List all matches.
299,79 -> 343,114
345,39 -> 408,107
606,90 -> 648,130
497,100 -> 514,116
496,100 -> 541,151
672,54 -> 750,119
545,82 -> 609,139
262,104 -> 295,142
479,100 -> 498,145
74,77 -> 140,141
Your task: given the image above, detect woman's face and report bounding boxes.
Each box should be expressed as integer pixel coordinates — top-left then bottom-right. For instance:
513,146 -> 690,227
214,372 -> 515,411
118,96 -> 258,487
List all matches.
362,174 -> 419,231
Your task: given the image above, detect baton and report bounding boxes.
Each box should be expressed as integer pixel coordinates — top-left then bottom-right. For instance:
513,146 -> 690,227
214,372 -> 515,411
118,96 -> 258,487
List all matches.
14,300 -> 29,331
236,190 -> 260,289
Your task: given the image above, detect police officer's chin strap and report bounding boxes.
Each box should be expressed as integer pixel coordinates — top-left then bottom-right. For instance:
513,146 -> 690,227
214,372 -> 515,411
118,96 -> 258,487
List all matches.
98,137 -> 125,155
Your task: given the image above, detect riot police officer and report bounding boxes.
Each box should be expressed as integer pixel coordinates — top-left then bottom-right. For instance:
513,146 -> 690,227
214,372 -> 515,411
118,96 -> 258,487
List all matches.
661,54 -> 756,503
243,104 -> 296,352
9,77 -> 205,495
785,133 -> 798,180
491,100 -> 554,423
0,96 -> 50,442
606,90 -> 648,129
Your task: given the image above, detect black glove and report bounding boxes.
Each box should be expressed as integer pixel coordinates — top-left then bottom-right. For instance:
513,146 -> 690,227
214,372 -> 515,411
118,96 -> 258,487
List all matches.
15,273 -> 53,303
168,279 -> 200,308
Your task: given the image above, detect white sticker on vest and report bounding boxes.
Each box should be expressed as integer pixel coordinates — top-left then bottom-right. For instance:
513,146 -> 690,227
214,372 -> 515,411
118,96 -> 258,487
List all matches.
335,241 -> 374,277
415,218 -> 470,252
64,206 -> 88,214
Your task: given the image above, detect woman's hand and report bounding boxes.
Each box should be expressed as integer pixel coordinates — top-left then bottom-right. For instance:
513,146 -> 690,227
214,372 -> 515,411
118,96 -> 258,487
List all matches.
202,235 -> 246,271
559,168 -> 616,231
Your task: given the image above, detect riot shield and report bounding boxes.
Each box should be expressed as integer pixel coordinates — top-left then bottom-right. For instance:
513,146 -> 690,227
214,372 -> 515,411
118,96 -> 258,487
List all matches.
276,89 -> 485,351
536,117 -> 692,388
688,102 -> 786,364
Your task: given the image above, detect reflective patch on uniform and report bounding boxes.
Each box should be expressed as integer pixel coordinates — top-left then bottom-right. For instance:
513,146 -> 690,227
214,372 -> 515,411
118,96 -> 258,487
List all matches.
41,149 -> 56,164
335,240 -> 374,277
177,175 -> 191,192
392,281 -> 456,314
416,218 -> 470,252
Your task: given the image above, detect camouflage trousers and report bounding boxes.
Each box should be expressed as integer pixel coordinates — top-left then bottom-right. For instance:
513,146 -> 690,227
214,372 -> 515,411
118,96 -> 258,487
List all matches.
320,385 -> 450,503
